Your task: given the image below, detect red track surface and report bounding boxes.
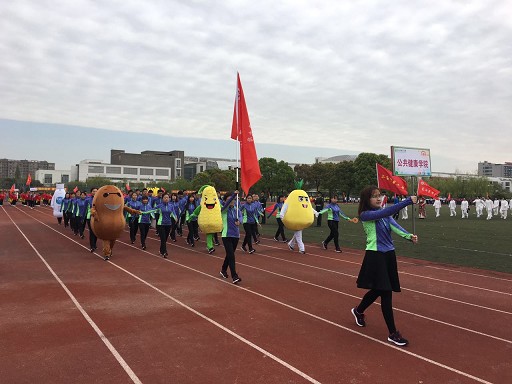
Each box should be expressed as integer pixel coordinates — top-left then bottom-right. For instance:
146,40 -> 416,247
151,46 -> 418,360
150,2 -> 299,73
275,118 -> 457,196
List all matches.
1,205 -> 511,383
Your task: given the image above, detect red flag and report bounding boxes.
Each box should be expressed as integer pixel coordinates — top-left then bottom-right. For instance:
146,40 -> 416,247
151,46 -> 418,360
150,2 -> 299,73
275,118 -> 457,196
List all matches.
231,72 -> 262,195
447,193 -> 451,201
73,186 -> 78,193
10,184 -> 15,193
26,173 -> 32,186
265,205 -> 277,216
126,182 -> 131,191
417,178 -> 440,198
376,163 -> 408,196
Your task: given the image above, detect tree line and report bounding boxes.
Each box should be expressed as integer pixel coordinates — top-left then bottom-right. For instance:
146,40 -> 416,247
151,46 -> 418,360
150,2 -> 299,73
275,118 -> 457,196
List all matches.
2,153 -> 509,199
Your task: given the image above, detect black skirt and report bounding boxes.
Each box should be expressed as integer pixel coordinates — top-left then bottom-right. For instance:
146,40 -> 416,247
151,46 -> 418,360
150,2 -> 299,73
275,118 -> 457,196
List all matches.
356,250 -> 401,292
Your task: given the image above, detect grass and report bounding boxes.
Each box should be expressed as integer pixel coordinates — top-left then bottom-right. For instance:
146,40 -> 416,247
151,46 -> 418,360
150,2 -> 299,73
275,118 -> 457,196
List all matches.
259,204 -> 512,274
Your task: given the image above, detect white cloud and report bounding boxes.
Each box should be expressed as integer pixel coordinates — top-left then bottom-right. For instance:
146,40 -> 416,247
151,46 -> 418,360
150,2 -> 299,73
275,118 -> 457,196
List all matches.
0,0 -> 511,172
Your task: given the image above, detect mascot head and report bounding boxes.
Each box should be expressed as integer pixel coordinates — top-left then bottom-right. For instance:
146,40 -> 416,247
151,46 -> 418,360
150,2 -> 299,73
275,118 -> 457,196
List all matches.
282,180 -> 314,231
197,185 -> 223,233
93,185 -> 124,216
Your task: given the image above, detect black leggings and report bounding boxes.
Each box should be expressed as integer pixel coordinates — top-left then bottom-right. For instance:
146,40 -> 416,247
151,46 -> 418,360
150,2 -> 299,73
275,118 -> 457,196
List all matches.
274,218 -> 286,240
324,220 -> 339,249
356,289 -> 396,334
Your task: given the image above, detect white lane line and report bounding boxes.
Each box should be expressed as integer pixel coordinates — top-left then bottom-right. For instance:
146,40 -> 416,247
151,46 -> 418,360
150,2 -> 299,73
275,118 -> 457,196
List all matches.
2,207 -> 142,384
20,208 -> 506,383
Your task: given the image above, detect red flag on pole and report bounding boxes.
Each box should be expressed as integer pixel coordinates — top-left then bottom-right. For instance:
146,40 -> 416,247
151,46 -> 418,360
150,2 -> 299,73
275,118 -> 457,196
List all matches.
376,163 -> 408,196
73,186 -> 78,193
26,173 -> 32,186
417,178 -> 440,198
231,72 -> 262,195
126,182 -> 131,191
10,184 -> 15,193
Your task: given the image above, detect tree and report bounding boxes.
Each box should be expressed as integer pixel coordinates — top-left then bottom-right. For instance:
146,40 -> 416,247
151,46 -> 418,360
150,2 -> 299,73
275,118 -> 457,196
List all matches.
253,157 -> 295,197
352,153 -> 391,194
171,178 -> 192,192
191,169 -> 236,192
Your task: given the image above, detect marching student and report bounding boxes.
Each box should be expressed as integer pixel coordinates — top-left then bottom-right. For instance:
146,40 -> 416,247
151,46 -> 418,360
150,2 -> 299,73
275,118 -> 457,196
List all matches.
485,197 -> 493,220
320,195 -> 358,253
138,195 -> 155,250
126,192 -> 142,244
351,186 -> 417,347
500,198 -> 509,219
86,187 -> 98,252
267,195 -> 288,242
154,192 -> 174,258
75,191 -> 89,239
240,194 -> 258,254
152,189 -> 163,236
184,194 -> 199,247
219,190 -> 242,284
60,192 -> 72,228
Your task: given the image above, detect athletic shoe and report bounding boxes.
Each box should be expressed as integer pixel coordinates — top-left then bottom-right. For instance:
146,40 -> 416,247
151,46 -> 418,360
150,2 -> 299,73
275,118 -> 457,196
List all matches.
282,239 -> 289,243
322,241 -> 327,250
220,271 -> 229,279
288,243 -> 294,251
388,331 -> 408,346
241,245 -> 247,252
214,242 -> 220,246
208,248 -> 215,254
249,249 -> 255,254
254,240 -> 260,244
335,249 -> 342,253
351,307 -> 366,327
142,245 -> 146,250
232,277 -> 241,284
299,250 -> 305,254
273,237 -> 279,242
104,255 -> 110,261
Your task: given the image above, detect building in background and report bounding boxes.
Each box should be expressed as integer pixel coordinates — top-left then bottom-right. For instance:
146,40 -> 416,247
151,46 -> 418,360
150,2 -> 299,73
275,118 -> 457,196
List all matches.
111,149 -> 184,180
0,158 -> 55,179
75,159 -> 175,183
315,155 -> 357,164
34,169 -> 76,185
478,161 -> 512,177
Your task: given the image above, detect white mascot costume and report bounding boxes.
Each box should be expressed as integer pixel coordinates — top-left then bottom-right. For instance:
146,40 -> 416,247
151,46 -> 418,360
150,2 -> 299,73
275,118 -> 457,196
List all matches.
51,183 -> 66,224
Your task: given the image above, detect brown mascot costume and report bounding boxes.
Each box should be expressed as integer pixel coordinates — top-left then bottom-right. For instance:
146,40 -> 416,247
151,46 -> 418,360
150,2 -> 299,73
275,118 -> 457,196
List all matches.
90,185 -> 140,260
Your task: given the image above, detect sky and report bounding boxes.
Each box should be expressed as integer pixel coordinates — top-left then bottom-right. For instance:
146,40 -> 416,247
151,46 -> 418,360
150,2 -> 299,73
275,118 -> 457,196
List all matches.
1,0 -> 511,174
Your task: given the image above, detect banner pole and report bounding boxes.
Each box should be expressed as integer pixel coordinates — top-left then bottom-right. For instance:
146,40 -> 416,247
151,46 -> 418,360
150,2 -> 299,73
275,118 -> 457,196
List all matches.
412,176 -> 416,235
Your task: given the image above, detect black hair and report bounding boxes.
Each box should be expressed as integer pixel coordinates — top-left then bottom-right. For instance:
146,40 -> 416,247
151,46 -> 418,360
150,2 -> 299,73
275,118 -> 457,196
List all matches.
90,187 -> 98,192
358,186 -> 379,215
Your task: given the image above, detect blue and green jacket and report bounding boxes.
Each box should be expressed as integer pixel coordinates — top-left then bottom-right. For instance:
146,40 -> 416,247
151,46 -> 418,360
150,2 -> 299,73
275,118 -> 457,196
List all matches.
360,197 -> 413,252
240,202 -> 258,224
319,203 -> 350,222
267,202 -> 283,218
221,194 -> 243,238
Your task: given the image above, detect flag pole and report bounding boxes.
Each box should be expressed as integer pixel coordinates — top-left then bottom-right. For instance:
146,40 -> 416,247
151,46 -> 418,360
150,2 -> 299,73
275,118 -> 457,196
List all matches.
234,72 -> 240,214
412,176 -> 416,235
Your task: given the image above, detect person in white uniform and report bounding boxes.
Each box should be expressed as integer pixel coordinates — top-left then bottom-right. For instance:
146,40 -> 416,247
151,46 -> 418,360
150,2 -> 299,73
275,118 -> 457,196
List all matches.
460,198 -> 469,218
485,197 -> 493,220
474,197 -> 484,218
493,199 -> 500,216
433,198 -> 442,217
500,198 -> 509,219
448,199 -> 457,217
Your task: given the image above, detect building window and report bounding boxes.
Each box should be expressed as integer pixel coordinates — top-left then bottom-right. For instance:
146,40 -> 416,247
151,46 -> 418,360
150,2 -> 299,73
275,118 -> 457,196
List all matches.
106,166 -> 122,174
123,167 -> 138,175
176,158 -> 181,168
44,174 -> 52,184
61,174 -> 70,183
199,165 -> 204,172
140,168 -> 154,175
176,168 -> 181,178
88,165 -> 104,173
155,169 -> 169,176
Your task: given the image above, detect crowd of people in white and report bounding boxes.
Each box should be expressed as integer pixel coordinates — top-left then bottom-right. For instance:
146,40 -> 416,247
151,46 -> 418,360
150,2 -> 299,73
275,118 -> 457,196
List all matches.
398,197 -> 511,220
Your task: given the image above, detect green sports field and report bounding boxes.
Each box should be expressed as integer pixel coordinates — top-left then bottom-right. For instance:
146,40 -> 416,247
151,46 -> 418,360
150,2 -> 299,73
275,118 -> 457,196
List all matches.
260,203 -> 512,274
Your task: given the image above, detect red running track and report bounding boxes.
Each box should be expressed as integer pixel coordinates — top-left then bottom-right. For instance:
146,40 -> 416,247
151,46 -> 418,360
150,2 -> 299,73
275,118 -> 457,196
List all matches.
1,205 -> 511,383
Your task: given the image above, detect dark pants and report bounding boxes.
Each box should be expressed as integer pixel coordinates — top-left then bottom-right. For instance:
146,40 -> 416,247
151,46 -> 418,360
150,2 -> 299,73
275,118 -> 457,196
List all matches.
154,213 -> 160,235
357,290 -> 396,334
170,217 -> 177,241
251,222 -> 259,242
222,237 -> 239,279
129,218 -> 139,242
177,213 -> 186,236
160,225 -> 171,254
87,219 -> 97,249
187,221 -> 198,245
274,218 -> 286,241
324,220 -> 340,250
139,222 -> 150,247
63,211 -> 70,227
316,206 -> 323,226
260,204 -> 266,224
242,223 -> 254,250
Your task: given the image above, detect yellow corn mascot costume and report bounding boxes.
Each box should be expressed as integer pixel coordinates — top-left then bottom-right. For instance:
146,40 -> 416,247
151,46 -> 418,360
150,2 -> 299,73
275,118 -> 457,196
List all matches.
188,185 -> 222,253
